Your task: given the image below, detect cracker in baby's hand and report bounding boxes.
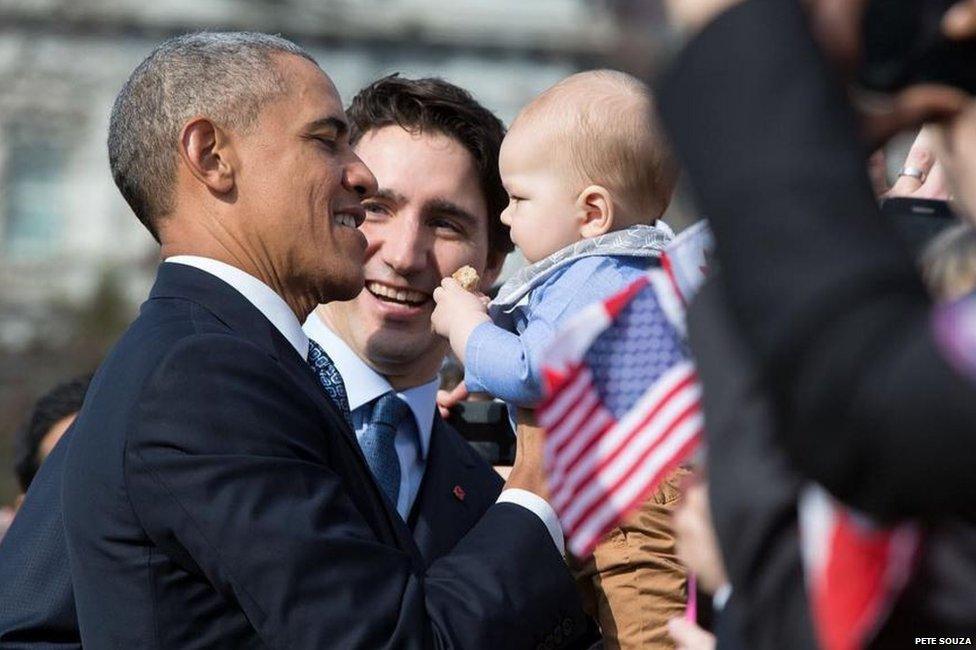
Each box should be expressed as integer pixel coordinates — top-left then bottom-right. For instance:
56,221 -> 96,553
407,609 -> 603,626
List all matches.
451,265 -> 480,292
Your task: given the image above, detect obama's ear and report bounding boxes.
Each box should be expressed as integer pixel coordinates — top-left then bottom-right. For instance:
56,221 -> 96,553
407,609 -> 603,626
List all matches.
177,117 -> 236,196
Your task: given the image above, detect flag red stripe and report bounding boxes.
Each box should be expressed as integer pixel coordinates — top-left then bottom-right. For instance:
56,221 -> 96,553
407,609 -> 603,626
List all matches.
539,366 -> 591,431
603,275 -> 649,319
548,407 -> 615,489
815,513 -> 896,650
547,388 -> 601,452
539,362 -> 584,414
563,398 -> 701,531
570,432 -> 701,557
551,373 -> 697,513
660,253 -> 686,307
550,392 -> 603,457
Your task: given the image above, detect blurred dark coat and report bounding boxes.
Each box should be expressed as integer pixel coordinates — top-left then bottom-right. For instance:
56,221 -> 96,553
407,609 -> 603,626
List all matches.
659,0 -> 976,522
688,280 -> 818,650
661,0 -> 976,638
0,434 -> 78,650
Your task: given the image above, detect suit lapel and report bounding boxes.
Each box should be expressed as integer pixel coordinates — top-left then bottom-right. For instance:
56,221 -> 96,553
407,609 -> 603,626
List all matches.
148,264 -> 422,564
408,419 -> 481,563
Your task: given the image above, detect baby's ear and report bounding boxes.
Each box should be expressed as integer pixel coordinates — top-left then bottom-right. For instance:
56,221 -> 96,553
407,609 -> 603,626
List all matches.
576,185 -> 614,238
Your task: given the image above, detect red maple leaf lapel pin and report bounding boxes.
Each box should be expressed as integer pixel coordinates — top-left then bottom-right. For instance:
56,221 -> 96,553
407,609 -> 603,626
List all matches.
452,485 -> 466,501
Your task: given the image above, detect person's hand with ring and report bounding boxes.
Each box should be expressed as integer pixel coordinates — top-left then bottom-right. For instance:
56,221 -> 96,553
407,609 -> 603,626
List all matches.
884,127 -> 953,201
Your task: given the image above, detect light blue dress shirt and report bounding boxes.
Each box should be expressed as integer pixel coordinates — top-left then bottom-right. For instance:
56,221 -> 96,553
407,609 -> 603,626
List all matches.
303,313 -> 436,520
465,255 -> 651,408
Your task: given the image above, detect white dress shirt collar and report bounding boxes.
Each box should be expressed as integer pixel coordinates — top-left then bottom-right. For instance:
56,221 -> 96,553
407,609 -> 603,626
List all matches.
165,256 -> 309,361
303,311 -> 436,459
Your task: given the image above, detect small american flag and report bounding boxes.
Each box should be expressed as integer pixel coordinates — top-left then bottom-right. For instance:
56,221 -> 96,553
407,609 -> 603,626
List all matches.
538,268 -> 704,558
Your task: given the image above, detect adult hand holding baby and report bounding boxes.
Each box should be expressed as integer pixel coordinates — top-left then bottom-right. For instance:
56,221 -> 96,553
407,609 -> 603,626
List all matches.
504,408 -> 550,500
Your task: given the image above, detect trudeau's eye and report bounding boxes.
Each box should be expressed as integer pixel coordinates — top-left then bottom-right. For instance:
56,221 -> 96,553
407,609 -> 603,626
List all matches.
363,202 -> 390,217
432,218 -> 464,234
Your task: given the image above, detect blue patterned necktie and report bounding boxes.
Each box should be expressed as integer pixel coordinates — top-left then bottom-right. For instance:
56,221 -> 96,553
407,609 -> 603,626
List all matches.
307,339 -> 352,426
361,392 -> 413,508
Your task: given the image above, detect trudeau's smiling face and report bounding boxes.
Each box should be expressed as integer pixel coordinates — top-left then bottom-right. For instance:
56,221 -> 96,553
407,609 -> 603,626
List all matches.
322,125 -> 497,385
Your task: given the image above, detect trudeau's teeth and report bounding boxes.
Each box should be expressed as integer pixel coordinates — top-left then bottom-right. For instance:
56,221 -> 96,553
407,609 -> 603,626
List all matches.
336,213 -> 356,228
366,282 -> 427,305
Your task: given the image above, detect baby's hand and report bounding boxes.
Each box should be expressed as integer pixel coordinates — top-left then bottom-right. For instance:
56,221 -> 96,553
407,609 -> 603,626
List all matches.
431,277 -> 490,361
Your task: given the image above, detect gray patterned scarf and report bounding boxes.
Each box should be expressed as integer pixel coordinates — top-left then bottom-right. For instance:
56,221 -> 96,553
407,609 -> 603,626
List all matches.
492,223 -> 673,311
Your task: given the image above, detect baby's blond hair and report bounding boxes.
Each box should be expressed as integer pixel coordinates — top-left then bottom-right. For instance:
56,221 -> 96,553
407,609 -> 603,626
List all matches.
515,69 -> 678,222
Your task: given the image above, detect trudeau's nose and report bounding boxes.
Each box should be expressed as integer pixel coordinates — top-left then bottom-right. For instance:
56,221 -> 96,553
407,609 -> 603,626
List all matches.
381,212 -> 428,276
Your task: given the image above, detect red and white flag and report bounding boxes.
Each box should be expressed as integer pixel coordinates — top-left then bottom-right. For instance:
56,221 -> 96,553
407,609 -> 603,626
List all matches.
799,486 -> 921,650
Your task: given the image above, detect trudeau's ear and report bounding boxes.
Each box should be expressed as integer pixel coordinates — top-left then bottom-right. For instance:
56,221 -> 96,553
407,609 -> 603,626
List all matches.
576,184 -> 615,238
177,117 -> 236,196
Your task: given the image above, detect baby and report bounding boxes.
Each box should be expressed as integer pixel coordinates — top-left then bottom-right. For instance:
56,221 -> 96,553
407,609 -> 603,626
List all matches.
432,69 -> 676,409
431,70 -> 686,648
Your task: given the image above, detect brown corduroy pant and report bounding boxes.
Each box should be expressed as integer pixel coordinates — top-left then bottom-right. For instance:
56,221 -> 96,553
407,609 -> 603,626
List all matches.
573,468 -> 689,650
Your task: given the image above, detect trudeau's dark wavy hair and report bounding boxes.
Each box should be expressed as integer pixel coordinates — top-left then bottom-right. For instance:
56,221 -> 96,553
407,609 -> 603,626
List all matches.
346,74 -> 513,263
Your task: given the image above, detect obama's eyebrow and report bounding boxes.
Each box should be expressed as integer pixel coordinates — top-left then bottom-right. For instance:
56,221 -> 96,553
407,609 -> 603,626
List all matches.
303,116 -> 349,139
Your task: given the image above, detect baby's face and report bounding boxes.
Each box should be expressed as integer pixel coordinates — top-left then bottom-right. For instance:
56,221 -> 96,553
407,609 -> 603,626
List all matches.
499,124 -> 583,263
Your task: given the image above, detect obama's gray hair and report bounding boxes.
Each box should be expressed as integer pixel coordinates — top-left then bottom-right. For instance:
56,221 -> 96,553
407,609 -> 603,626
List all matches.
107,31 -> 316,241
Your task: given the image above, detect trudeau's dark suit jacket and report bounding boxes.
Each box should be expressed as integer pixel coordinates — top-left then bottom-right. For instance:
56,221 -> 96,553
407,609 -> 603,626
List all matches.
1,263 -> 587,649
408,417 -> 504,564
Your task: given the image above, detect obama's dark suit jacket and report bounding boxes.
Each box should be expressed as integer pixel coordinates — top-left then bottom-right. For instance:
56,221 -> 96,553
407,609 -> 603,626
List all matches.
0,263 -> 587,649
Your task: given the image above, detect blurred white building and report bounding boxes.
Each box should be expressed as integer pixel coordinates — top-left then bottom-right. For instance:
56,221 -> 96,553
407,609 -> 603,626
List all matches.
0,0 -> 627,349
